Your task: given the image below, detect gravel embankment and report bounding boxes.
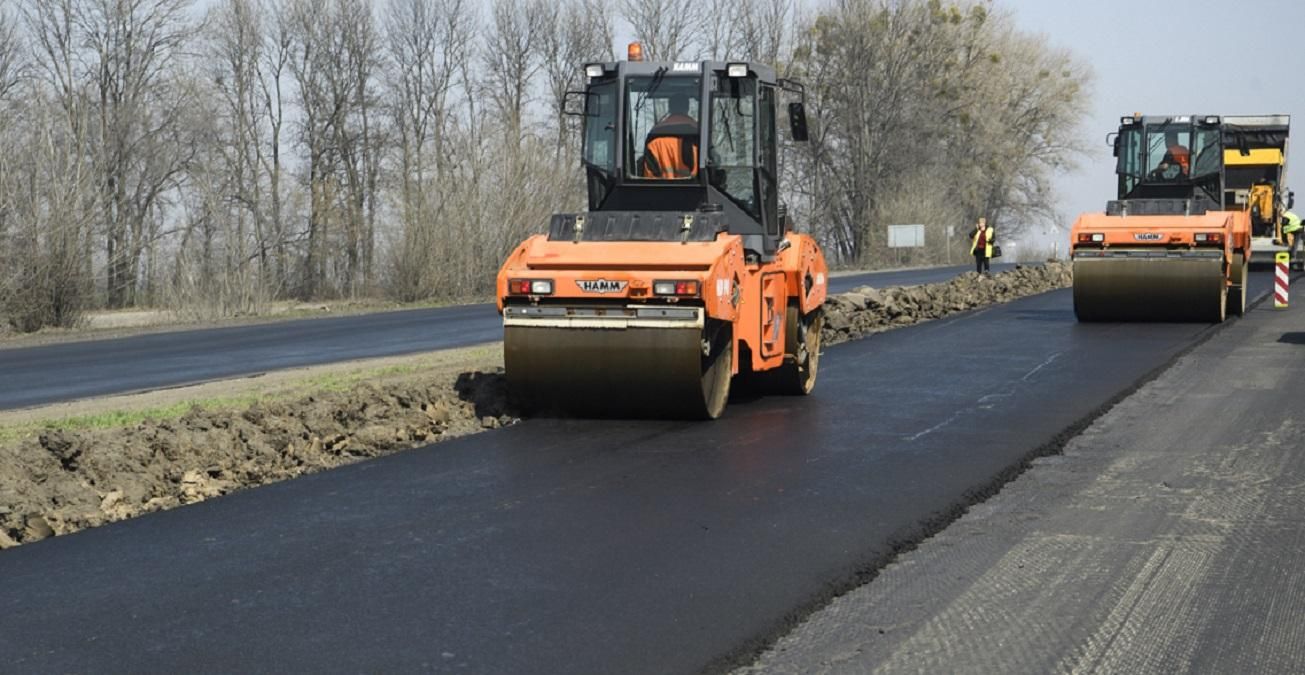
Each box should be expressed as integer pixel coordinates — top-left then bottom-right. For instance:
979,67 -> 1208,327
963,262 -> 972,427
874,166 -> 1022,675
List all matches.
0,372 -> 515,548
821,262 -> 1073,345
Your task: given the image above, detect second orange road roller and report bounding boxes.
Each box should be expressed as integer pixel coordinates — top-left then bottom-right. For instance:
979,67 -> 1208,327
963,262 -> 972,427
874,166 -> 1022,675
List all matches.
496,47 -> 828,419
1070,114 -> 1291,322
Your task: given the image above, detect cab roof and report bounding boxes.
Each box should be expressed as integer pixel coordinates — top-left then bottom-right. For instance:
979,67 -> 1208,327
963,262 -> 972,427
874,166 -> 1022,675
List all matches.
588,59 -> 779,84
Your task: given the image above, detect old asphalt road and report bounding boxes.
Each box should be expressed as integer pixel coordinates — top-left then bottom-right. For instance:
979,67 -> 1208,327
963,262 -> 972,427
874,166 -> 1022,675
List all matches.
744,273 -> 1305,674
0,269 -> 1238,674
0,263 -> 1013,410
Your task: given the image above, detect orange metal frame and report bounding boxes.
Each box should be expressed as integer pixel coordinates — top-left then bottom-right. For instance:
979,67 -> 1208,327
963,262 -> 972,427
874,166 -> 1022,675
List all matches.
1069,210 -> 1252,284
497,232 -> 829,375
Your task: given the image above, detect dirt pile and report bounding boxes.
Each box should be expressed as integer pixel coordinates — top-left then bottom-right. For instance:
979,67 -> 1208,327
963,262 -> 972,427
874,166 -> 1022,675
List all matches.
0,370 -> 516,548
822,263 -> 1072,345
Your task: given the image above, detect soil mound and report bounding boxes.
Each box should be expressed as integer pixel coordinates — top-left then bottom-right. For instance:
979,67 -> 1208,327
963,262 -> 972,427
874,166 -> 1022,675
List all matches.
0,369 -> 517,548
822,263 -> 1072,345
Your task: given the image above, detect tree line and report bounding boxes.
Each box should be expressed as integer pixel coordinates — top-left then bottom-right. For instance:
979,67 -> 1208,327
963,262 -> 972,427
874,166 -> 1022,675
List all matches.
0,0 -> 1091,332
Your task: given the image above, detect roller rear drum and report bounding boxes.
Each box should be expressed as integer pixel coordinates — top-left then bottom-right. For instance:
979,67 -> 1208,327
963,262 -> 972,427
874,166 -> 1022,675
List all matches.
505,322 -> 733,419
1073,256 -> 1227,323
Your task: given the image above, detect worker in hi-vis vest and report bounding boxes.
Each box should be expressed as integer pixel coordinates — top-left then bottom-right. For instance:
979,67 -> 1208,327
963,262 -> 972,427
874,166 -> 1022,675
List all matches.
1285,210 -> 1303,269
970,218 -> 995,274
1284,210 -> 1302,247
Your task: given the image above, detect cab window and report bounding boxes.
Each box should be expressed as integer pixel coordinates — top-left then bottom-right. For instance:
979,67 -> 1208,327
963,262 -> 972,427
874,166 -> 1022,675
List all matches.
709,76 -> 757,216
625,76 -> 701,180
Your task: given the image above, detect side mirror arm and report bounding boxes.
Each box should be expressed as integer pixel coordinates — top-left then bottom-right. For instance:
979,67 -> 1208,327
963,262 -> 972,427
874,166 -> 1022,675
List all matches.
563,90 -> 591,117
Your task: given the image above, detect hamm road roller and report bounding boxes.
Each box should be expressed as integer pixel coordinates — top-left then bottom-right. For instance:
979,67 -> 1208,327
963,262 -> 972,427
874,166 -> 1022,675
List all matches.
1071,114 -> 1267,322
496,46 -> 828,419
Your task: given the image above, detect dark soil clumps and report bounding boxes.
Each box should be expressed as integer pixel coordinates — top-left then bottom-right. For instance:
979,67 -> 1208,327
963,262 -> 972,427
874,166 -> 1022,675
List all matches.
822,263 -> 1072,345
0,369 -> 518,548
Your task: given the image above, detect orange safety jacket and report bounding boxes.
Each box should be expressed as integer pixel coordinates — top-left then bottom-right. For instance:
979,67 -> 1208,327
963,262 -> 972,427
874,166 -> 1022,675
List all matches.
643,137 -> 699,179
643,114 -> 699,179
1168,144 -> 1190,174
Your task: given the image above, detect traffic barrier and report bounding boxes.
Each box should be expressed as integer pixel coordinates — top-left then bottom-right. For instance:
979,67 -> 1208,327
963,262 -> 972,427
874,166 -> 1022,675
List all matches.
1276,251 -> 1290,309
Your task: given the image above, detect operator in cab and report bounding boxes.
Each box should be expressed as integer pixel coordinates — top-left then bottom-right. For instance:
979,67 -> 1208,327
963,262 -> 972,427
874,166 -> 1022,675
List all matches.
1164,131 -> 1190,175
1149,131 -> 1191,181
643,93 -> 699,180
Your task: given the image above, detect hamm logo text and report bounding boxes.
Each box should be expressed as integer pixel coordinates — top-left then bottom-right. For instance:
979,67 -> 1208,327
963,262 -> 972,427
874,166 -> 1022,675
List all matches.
577,279 -> 628,294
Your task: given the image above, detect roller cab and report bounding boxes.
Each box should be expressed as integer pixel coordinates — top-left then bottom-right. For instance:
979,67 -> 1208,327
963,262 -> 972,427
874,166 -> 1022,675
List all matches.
496,50 -> 828,419
1071,114 -> 1260,322
1218,115 -> 1292,267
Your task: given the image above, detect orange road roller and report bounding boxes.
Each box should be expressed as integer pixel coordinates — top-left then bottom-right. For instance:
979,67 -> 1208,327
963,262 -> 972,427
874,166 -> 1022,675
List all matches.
496,48 -> 828,418
1069,114 -> 1283,322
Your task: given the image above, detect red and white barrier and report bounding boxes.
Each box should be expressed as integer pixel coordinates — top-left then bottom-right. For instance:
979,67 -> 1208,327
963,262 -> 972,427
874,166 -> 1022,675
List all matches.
1276,251 -> 1290,309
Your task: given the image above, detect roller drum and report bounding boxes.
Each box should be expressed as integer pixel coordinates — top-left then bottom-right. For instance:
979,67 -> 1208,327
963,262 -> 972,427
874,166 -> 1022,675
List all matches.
1228,252 -> 1248,316
504,323 -> 732,419
1073,256 -> 1226,322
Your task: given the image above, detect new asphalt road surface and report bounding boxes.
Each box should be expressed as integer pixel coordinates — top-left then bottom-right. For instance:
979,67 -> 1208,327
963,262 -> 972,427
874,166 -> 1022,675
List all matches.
745,271 -> 1305,673
0,263 -> 1014,410
0,271 -> 1269,673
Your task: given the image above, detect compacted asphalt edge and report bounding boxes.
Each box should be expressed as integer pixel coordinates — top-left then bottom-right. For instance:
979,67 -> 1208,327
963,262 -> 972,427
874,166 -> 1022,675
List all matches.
712,281 -> 1282,672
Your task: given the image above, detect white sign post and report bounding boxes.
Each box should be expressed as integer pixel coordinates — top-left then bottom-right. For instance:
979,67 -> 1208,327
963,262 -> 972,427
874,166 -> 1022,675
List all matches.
887,224 -> 926,248
888,224 -> 926,267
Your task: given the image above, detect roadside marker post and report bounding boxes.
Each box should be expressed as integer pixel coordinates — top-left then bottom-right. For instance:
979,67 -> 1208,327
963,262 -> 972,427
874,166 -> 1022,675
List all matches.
1276,251 -> 1290,309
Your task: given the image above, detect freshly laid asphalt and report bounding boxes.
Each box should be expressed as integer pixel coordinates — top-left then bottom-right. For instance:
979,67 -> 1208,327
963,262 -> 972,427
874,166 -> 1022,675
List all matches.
0,271 -> 1265,674
744,273 -> 1305,674
0,263 -> 1014,410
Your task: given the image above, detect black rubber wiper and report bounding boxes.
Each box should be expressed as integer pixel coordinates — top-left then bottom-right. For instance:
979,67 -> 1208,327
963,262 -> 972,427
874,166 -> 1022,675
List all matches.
646,66 -> 668,97
582,159 -> 611,178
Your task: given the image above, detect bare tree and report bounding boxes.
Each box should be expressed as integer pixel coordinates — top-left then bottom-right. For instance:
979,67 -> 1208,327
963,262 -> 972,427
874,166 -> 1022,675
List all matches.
700,0 -> 737,59
169,0 -> 285,317
482,0 -> 547,146
334,0 -> 382,295
256,1 -> 293,288
0,2 -> 24,243
0,4 -> 22,100
0,0 -> 1094,330
285,0 -> 341,297
733,0 -> 794,64
284,0 -> 384,298
76,0 -> 198,307
539,0 -> 614,154
618,0 -> 700,60
383,0 -> 473,300
788,0 -> 1091,264
1,84 -> 97,331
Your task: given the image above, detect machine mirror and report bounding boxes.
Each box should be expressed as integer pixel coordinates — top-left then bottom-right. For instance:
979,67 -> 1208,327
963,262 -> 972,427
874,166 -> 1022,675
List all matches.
1291,191 -> 1297,209
788,102 -> 809,142
563,90 -> 589,117
1107,132 -> 1119,157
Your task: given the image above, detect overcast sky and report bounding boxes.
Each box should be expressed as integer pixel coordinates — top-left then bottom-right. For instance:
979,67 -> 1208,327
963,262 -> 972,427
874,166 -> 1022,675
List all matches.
997,0 -> 1304,243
